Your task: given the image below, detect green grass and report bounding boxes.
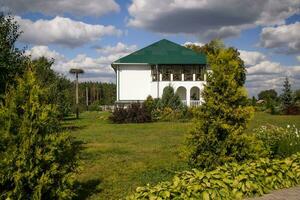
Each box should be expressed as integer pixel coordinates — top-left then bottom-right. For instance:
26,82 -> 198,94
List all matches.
64,112 -> 300,200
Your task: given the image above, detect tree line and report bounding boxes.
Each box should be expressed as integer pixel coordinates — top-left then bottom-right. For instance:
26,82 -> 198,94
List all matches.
252,77 -> 300,115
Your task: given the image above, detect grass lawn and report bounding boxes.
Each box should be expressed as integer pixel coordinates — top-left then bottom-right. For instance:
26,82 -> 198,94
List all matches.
64,112 -> 300,200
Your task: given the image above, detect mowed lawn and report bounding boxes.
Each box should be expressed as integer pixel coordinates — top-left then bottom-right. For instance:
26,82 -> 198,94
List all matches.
63,112 -> 300,200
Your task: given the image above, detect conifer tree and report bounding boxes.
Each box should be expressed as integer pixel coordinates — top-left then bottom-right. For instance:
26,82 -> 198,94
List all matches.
0,65 -> 80,199
185,41 -> 263,169
281,77 -> 293,113
160,85 -> 182,110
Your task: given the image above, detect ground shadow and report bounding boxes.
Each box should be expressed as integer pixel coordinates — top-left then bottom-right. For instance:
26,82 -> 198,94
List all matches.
74,179 -> 102,200
62,125 -> 88,131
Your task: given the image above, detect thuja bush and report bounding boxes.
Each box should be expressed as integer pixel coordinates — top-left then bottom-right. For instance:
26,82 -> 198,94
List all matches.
185,41 -> 261,169
127,153 -> 300,200
109,103 -> 151,123
0,67 -> 80,199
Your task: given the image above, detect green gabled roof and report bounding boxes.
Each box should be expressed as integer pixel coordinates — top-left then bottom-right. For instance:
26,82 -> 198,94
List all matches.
112,39 -> 206,65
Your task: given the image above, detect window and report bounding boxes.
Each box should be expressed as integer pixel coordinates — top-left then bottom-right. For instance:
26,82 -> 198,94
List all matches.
151,65 -> 158,81
161,65 -> 171,81
173,65 -> 182,81
195,65 -> 205,81
183,66 -> 193,81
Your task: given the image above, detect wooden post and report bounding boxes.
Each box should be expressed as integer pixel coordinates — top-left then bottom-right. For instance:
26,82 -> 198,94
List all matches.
86,86 -> 89,111
75,73 -> 79,119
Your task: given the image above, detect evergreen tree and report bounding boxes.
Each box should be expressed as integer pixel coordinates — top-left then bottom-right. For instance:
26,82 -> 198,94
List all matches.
185,41 -> 263,169
281,77 -> 293,114
160,85 -> 182,110
0,66 -> 80,199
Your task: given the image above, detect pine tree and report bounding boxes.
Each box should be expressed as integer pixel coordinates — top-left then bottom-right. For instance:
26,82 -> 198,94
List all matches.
281,77 -> 293,114
185,42 -> 263,169
0,65 -> 80,199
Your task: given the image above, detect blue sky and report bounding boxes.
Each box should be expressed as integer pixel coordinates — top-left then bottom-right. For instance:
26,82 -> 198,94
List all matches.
2,0 -> 300,96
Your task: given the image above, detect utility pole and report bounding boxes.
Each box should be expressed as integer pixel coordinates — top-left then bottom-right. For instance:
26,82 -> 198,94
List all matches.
69,68 -> 84,119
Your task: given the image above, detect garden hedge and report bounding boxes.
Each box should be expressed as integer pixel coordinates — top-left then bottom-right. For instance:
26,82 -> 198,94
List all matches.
127,153 -> 300,199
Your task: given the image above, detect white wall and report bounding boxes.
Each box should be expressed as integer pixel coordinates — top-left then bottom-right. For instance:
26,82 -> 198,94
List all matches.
119,65 -> 151,101
117,65 -> 206,106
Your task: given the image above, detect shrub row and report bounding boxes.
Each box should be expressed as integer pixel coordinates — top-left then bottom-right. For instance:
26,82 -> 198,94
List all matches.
109,103 -> 151,123
127,153 -> 300,200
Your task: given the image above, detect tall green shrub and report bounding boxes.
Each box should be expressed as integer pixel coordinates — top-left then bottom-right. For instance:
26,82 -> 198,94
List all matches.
281,77 -> 294,114
0,66 -> 80,199
185,41 -> 262,169
159,86 -> 182,110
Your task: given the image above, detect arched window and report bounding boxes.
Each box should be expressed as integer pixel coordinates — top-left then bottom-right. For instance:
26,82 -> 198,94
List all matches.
176,86 -> 187,101
190,87 -> 200,100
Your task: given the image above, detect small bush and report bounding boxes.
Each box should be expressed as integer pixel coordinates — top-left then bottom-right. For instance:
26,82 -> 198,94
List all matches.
109,103 -> 151,123
127,153 -> 300,200
256,124 -> 300,158
185,130 -> 266,170
89,101 -> 103,111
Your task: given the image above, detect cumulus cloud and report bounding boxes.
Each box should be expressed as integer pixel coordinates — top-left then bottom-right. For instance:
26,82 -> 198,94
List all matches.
25,43 -> 138,82
127,0 -> 300,41
183,41 -> 204,47
259,22 -> 300,54
240,50 -> 300,96
239,50 -> 267,66
1,0 -> 119,16
16,16 -> 122,47
25,45 -> 65,61
95,42 -> 138,58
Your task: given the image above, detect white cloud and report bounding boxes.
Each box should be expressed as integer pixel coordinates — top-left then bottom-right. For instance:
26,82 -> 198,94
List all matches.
247,61 -> 285,75
58,54 -> 115,82
239,50 -> 267,66
259,22 -> 300,54
25,45 -> 65,62
96,42 -> 138,58
26,43 -> 138,82
245,56 -> 300,96
127,0 -> 300,41
183,41 -> 204,47
16,16 -> 122,47
2,0 -> 120,16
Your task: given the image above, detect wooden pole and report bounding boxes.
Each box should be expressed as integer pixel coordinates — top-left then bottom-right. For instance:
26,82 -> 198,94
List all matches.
86,86 -> 89,110
75,73 -> 79,119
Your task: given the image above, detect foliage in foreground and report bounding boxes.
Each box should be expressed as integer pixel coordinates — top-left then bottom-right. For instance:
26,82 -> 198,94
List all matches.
0,67 -> 80,199
256,124 -> 300,158
0,14 -> 27,99
185,40 -> 258,169
127,153 -> 300,200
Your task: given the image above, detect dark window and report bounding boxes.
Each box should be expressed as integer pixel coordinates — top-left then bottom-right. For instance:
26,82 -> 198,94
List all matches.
195,65 -> 205,81
161,65 -> 171,81
173,65 -> 182,81
151,65 -> 158,81
183,66 -> 193,81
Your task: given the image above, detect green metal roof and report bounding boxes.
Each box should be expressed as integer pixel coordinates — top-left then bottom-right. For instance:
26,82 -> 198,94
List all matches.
112,39 -> 206,65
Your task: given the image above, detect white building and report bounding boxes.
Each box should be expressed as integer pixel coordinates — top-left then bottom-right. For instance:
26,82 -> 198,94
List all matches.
111,39 -> 207,107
